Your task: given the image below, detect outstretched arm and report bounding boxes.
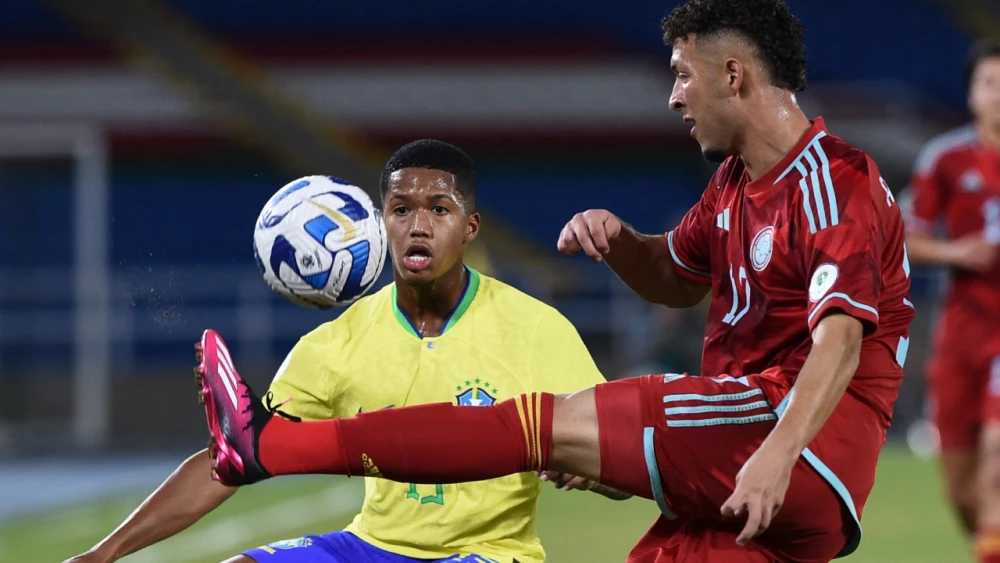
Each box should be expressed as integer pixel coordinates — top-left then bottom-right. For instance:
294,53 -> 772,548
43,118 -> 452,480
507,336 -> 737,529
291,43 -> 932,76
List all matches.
64,449 -> 237,563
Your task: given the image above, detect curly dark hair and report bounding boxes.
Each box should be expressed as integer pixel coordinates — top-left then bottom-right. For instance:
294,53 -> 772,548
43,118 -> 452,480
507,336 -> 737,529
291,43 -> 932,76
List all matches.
379,139 -> 476,212
661,0 -> 807,92
966,38 -> 1000,88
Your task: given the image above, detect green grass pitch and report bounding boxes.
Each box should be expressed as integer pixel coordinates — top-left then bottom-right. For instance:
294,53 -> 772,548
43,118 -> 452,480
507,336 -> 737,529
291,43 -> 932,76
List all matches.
0,447 -> 971,562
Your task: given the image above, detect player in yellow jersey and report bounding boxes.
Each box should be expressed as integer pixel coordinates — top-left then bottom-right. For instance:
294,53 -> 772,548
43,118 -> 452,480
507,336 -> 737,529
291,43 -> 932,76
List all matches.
65,139 -> 622,563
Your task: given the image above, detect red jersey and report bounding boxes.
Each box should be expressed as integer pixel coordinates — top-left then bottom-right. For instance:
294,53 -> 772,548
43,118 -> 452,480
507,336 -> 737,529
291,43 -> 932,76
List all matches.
668,118 -> 915,428
904,124 -> 1000,353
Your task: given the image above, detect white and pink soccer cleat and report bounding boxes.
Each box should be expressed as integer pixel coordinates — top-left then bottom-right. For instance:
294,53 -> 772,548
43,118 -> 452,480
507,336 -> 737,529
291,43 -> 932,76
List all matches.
194,329 -> 273,486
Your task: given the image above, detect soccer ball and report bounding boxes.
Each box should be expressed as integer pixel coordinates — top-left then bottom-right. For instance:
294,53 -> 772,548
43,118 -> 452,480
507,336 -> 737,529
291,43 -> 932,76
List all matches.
253,176 -> 387,309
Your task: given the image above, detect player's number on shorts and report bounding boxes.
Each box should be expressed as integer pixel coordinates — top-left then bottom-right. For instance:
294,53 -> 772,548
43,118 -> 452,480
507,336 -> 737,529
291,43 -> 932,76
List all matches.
406,483 -> 445,505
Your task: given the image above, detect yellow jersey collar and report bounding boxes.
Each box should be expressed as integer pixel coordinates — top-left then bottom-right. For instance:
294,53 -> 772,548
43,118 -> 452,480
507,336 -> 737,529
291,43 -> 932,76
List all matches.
391,266 -> 481,339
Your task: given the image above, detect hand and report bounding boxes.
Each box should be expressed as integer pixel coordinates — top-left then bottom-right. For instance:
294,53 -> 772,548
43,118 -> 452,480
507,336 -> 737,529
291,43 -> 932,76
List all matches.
557,210 -> 623,262
948,234 -> 998,273
537,470 -> 595,491
720,445 -> 796,546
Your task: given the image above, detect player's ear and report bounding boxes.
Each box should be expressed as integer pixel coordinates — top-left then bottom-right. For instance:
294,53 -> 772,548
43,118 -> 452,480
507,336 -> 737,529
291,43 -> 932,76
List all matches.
464,212 -> 481,244
724,59 -> 744,95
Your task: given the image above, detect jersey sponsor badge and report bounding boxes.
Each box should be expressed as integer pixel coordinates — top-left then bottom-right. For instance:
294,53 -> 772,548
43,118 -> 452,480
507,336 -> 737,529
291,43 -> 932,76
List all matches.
750,226 -> 775,272
809,263 -> 839,302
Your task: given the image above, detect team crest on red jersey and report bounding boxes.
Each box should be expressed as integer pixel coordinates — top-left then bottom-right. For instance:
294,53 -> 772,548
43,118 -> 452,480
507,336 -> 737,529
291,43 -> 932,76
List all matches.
750,226 -> 775,271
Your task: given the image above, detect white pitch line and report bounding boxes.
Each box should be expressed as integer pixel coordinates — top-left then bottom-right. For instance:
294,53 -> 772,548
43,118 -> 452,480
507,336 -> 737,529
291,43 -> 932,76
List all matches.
123,481 -> 364,563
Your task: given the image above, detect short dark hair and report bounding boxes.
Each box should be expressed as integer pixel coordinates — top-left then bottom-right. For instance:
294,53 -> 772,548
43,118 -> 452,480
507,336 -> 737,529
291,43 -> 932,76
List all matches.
966,38 -> 1000,88
661,0 -> 808,92
379,139 -> 476,212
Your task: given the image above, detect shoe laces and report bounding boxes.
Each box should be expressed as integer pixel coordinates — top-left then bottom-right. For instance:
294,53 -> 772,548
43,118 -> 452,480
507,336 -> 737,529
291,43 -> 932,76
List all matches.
263,391 -> 302,422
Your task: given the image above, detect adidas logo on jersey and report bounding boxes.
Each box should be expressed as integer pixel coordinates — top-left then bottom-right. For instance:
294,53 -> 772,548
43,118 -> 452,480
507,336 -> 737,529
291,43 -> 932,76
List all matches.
716,208 -> 731,231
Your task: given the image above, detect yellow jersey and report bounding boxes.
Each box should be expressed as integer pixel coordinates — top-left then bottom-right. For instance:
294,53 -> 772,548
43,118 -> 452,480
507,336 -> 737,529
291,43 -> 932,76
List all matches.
265,268 -> 604,563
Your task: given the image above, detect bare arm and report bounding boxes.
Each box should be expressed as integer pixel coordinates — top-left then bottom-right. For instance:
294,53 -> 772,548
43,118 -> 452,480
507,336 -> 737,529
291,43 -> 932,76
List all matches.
720,314 -> 863,544
905,231 -> 959,265
605,224 -> 710,308
906,231 -> 996,272
761,314 -> 862,459
68,449 -> 237,562
558,210 -> 709,308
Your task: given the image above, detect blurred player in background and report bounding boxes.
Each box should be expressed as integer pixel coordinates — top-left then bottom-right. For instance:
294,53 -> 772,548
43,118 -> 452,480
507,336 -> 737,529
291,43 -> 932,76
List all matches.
902,38 -> 1000,561
65,139 -> 623,563
194,1 -> 914,561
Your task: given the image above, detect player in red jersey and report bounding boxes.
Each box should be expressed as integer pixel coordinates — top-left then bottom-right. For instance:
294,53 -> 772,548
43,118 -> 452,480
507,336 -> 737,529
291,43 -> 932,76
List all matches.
193,1 -> 914,561
903,39 -> 1000,561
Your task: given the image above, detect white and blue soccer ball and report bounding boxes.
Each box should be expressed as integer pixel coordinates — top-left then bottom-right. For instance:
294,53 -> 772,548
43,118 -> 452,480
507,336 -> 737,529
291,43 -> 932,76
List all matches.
254,176 -> 387,309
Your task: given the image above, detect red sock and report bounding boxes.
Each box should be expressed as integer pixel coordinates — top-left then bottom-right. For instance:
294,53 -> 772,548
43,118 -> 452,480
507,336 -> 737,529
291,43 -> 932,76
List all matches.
979,530 -> 1000,563
258,393 -> 554,482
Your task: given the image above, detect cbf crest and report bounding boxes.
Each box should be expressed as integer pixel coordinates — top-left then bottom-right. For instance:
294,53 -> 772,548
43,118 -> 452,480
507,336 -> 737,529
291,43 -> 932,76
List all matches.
455,379 -> 498,407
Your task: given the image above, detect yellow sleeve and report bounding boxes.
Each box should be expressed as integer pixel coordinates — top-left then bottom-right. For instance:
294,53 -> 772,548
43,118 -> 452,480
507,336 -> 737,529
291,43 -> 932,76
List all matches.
527,309 -> 606,394
264,338 -> 337,422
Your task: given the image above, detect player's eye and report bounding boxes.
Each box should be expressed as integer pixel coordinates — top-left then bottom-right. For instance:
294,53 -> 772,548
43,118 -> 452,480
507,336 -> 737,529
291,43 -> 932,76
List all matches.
432,205 -> 449,214
393,206 -> 409,215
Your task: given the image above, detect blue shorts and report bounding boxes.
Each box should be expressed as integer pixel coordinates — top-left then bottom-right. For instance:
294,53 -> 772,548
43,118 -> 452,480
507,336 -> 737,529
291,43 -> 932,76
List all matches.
244,531 -> 502,563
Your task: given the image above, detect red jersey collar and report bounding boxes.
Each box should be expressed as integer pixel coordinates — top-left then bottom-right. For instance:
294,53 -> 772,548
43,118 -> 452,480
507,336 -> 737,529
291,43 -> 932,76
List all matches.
749,117 -> 830,188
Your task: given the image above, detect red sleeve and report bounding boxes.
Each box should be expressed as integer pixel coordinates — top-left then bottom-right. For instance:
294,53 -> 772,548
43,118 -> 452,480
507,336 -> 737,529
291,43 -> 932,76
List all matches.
901,141 -> 947,235
801,155 -> 882,335
666,171 -> 722,284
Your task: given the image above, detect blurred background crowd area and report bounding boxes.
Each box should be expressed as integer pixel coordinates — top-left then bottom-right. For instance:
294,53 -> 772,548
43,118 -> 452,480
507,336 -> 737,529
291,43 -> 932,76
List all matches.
0,0 -> 995,560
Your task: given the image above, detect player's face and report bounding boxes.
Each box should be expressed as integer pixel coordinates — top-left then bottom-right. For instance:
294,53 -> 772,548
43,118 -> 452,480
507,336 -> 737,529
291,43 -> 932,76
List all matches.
383,168 -> 480,286
970,57 -> 1000,127
668,36 -> 742,163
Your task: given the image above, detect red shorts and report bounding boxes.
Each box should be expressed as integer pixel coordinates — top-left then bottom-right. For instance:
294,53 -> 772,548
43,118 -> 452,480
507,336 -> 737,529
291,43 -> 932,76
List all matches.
595,374 -> 857,563
928,350 -> 1000,451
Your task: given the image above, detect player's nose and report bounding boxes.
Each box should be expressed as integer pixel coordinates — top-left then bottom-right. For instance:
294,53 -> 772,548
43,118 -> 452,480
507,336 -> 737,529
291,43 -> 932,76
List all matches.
409,209 -> 432,237
669,84 -> 684,112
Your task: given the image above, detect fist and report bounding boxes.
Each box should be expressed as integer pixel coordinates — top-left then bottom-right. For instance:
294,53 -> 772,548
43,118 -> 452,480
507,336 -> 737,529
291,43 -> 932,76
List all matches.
557,210 -> 623,262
